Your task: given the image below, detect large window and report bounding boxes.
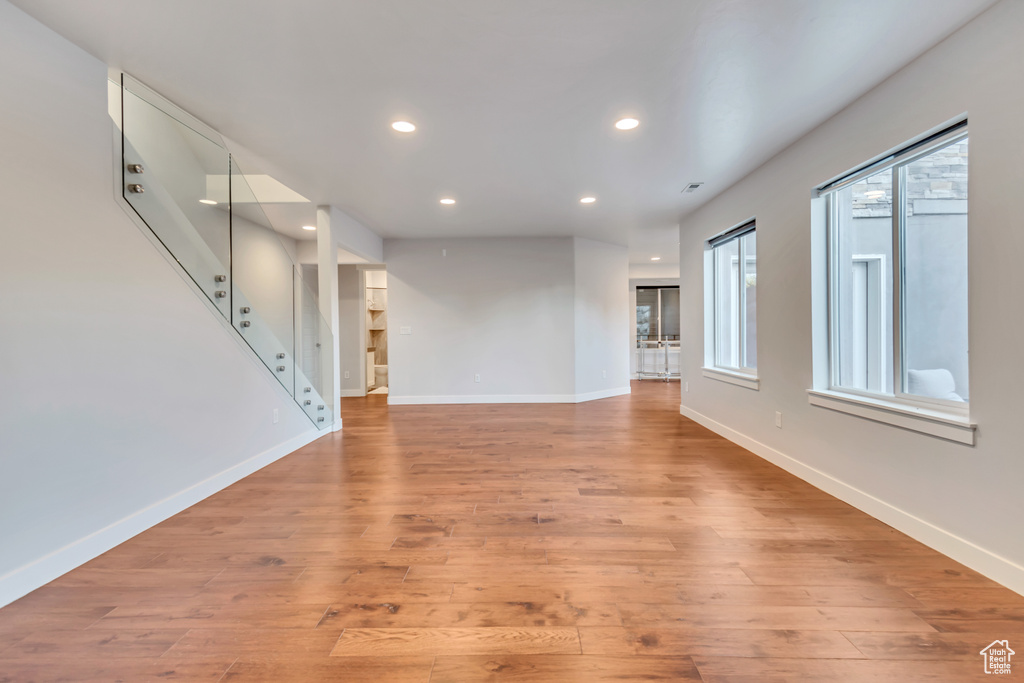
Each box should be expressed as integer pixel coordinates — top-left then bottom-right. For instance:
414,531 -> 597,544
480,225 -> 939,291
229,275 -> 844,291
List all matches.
821,123 -> 968,410
636,286 -> 680,342
707,221 -> 757,377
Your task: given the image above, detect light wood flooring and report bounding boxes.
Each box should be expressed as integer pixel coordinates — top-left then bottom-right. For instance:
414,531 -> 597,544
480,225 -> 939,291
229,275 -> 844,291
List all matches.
1,380 -> 1022,681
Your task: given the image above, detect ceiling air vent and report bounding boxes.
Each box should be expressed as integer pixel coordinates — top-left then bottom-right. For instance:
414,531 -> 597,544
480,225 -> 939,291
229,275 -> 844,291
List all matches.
682,182 -> 704,193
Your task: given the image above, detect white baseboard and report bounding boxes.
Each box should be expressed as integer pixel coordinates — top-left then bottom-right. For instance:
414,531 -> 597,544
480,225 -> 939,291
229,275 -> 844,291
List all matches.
574,386 -> 632,402
679,403 -> 1024,597
388,386 -> 631,406
0,428 -> 325,609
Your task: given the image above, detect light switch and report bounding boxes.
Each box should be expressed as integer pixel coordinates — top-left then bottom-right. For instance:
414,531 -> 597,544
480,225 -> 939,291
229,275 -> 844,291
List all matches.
400,326 -> 412,335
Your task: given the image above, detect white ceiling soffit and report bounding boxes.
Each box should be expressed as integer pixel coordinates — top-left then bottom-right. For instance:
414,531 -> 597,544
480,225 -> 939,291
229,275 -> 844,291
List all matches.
337,247 -> 368,265
207,173 -> 317,241
12,0 -> 997,260
629,261 -> 682,281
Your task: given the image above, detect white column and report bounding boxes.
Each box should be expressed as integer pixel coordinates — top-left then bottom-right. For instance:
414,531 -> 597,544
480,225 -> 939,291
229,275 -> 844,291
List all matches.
316,205 -> 342,430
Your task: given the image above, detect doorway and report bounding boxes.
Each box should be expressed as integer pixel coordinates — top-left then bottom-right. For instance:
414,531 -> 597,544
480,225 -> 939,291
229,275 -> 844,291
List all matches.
364,268 -> 388,394
635,285 -> 680,381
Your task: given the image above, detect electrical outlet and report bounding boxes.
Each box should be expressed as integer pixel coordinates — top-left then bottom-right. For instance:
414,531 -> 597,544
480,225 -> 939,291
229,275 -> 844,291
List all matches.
685,381 -> 689,392
442,248 -> 447,257
775,411 -> 783,429
400,326 -> 412,335
273,408 -> 279,424
474,373 -> 481,383
344,370 -> 350,379
602,370 -> 607,379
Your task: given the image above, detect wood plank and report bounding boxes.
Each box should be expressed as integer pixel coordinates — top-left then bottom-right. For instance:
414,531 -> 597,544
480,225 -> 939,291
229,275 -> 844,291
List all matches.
317,601 -> 621,628
0,656 -> 236,682
671,584 -> 925,608
3,628 -> 188,658
91,603 -> 331,630
430,654 -> 703,681
913,607 -> 1024,633
692,656 -> 989,682
906,586 -> 1024,609
0,604 -> 114,633
330,627 -> 581,656
843,630 -> 1024,660
616,603 -> 936,632
579,625 -> 863,658
222,656 -> 435,682
404,564 -> 647,586
165,627 -> 342,658
480,536 -> 676,553
741,564 -> 997,589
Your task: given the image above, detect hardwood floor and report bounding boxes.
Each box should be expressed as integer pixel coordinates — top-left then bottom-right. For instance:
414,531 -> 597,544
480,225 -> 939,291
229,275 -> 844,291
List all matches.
1,380 -> 1022,681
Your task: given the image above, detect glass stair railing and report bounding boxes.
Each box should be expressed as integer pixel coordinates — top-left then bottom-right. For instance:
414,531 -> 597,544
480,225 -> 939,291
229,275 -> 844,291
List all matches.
118,74 -> 333,429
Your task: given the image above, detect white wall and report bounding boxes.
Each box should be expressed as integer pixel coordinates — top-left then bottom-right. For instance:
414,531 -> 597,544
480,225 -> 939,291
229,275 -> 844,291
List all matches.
338,265 -> 365,396
677,0 -> 1024,593
385,237 -> 630,404
0,1 -> 319,607
573,238 -> 631,398
232,215 -> 299,351
296,239 -> 318,265
385,237 -> 577,402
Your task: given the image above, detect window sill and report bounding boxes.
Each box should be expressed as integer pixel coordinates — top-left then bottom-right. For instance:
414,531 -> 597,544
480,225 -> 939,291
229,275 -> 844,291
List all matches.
807,389 -> 975,445
702,367 -> 760,390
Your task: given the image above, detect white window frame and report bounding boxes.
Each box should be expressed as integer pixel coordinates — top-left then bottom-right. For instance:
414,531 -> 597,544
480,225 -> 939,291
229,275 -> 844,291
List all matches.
704,219 -> 758,388
810,120 -> 975,444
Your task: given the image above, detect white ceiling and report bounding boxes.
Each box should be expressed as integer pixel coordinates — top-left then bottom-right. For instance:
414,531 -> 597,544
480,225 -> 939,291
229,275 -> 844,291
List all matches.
13,0 -> 997,265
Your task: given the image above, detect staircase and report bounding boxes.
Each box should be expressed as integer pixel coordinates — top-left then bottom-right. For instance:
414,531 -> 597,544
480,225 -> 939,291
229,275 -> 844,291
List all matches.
115,74 -> 333,429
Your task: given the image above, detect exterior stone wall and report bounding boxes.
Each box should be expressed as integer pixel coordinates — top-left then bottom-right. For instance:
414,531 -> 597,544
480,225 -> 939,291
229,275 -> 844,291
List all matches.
852,140 -> 968,218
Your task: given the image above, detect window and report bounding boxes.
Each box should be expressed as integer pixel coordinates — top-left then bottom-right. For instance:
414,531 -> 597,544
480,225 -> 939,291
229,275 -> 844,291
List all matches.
706,221 -> 757,380
820,122 -> 968,411
636,286 -> 680,342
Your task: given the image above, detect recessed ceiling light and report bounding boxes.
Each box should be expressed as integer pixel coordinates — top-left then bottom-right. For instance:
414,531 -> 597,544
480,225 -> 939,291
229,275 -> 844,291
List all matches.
651,257 -> 661,261
392,121 -> 416,133
199,199 -> 217,205
302,225 -> 316,231
615,118 -> 639,130
440,198 -> 456,205
580,196 -> 597,204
